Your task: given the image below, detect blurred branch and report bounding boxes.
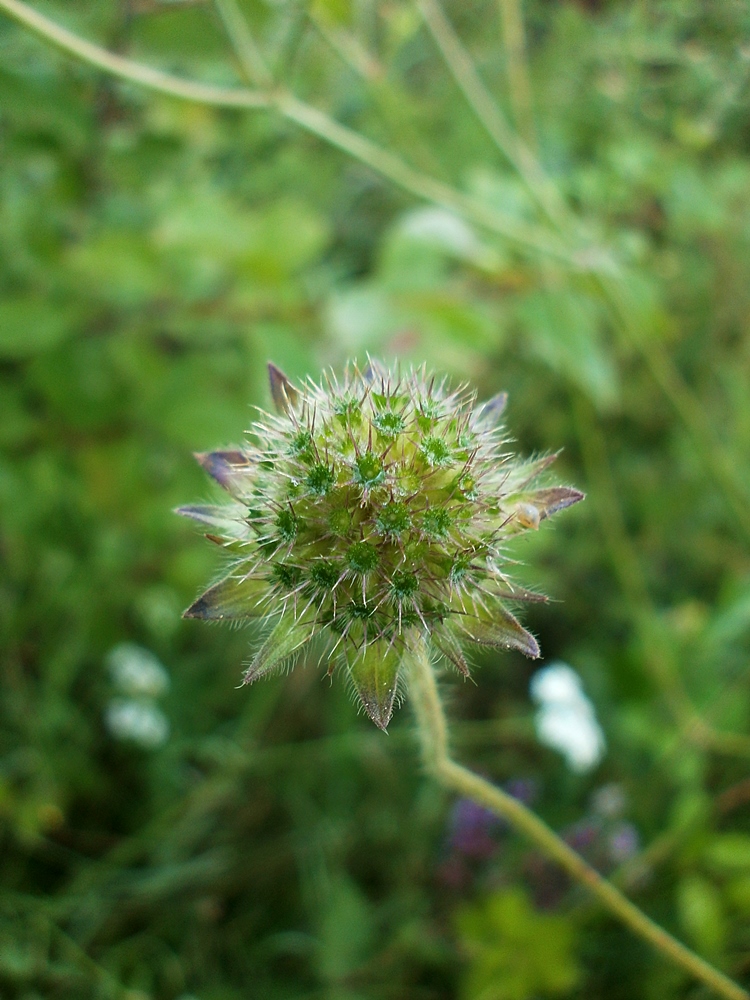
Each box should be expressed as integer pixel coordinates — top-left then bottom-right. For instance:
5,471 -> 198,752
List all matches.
591,276 -> 750,545
308,6 -> 383,81
0,0 -> 271,107
496,0 -> 536,148
409,642 -> 750,1000
415,0 -> 567,230
414,0 -> 750,537
573,392 -> 750,759
0,0 -> 568,261
2,0 -> 749,541
213,0 -> 272,88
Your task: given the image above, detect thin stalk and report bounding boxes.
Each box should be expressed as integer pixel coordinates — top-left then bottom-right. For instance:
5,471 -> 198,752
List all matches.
3,0 -> 749,534
573,392 -> 750,758
0,0 -> 270,108
408,641 -> 749,1000
0,0 -> 568,262
496,0 -> 536,148
308,6 -> 383,81
593,274 -> 750,544
213,0 -> 272,87
271,93 -> 568,259
416,0 -> 568,231
415,0 -> 750,529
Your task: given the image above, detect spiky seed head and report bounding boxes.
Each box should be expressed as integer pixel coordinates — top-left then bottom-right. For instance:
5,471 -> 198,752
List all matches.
179,361 -> 584,730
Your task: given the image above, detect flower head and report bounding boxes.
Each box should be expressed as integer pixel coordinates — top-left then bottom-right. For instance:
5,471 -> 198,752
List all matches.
179,361 -> 583,729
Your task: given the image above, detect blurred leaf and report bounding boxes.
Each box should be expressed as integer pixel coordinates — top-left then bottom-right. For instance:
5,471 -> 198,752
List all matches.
456,887 -> 580,1000
515,288 -> 618,410
704,835 -> 750,872
317,876 -> 374,982
677,875 -> 727,957
0,297 -> 77,358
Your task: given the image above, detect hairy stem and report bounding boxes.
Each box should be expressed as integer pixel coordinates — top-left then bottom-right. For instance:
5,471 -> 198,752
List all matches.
408,642 -> 749,1000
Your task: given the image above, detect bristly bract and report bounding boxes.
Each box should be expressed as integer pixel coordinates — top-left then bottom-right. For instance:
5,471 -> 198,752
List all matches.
178,361 -> 583,730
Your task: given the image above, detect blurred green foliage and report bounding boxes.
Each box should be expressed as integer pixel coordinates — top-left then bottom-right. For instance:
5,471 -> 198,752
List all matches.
1,0 -> 750,996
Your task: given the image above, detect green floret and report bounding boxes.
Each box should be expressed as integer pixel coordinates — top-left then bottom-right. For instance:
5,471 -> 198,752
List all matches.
353,452 -> 385,489
347,541 -> 379,574
273,563 -> 303,589
421,508 -> 453,539
391,569 -> 418,600
306,463 -> 335,495
276,508 -> 299,542
376,501 -> 411,538
420,435 -> 453,468
310,560 -> 340,589
373,411 -> 406,438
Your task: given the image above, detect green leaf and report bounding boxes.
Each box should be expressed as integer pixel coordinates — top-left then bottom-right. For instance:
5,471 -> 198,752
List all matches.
0,298 -> 76,359
345,640 -> 402,730
456,887 -> 580,1000
677,875 -> 726,957
704,835 -> 750,872
317,876 -> 373,981
183,573 -> 267,620
516,288 -> 618,410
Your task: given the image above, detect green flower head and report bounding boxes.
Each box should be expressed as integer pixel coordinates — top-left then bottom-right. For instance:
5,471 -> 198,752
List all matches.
179,361 -> 583,729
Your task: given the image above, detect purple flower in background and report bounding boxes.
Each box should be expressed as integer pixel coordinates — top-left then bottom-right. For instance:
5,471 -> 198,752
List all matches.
448,798 -> 499,859
564,820 -> 601,854
505,778 -> 538,806
608,822 -> 640,863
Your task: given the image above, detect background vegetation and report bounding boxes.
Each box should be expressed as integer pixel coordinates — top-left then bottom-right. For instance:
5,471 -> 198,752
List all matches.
1,0 -> 750,996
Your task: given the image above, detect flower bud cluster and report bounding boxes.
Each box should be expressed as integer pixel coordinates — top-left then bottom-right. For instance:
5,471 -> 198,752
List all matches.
180,361 -> 582,728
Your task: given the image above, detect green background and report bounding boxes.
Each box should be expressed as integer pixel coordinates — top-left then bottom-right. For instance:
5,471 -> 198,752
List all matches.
1,0 -> 750,996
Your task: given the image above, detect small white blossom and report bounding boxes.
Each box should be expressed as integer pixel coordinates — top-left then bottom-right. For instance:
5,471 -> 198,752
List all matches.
106,699 -> 170,748
530,663 -> 605,773
107,643 -> 170,698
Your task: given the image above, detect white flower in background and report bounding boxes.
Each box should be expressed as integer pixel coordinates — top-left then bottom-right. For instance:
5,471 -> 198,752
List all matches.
105,699 -> 169,749
530,663 -> 606,773
398,207 -> 481,259
107,643 -> 170,698
105,644 -> 170,749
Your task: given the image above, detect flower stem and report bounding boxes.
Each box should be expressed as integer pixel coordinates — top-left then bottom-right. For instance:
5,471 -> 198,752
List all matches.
408,641 -> 749,1000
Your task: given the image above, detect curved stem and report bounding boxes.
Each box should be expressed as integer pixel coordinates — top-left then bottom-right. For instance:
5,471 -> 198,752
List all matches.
408,642 -> 749,1000
0,0 -> 566,262
0,0 -> 270,108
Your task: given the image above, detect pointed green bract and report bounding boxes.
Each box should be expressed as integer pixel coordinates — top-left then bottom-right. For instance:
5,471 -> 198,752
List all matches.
181,361 -> 582,726
194,450 -> 253,498
268,362 -> 300,415
432,627 -> 470,677
242,615 -> 314,685
346,639 -> 402,730
459,605 -> 540,658
183,574 -> 268,620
